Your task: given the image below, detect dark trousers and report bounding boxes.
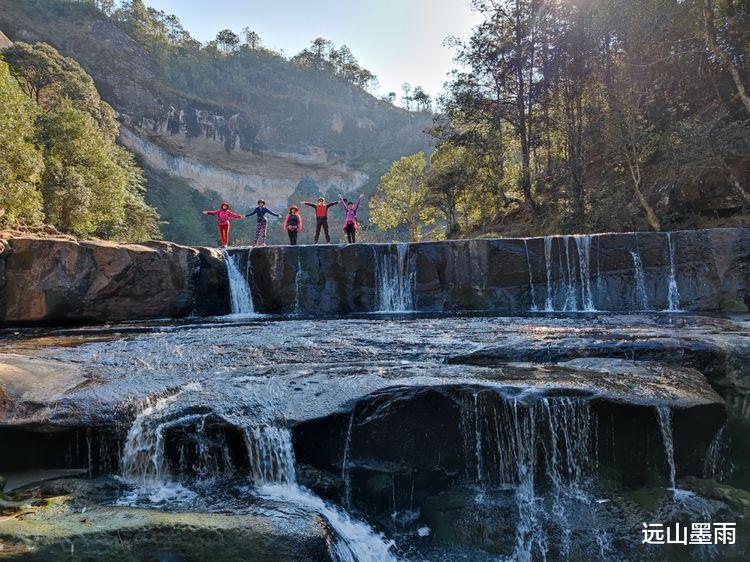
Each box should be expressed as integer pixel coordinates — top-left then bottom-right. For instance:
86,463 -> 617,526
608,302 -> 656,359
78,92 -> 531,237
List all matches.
345,223 -> 356,243
287,230 -> 298,245
314,217 -> 330,243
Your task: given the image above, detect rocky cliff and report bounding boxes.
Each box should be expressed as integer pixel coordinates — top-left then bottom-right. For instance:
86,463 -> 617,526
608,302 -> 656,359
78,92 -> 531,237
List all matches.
0,227 -> 747,325
236,227 -> 750,315
0,234 -> 226,324
0,0 -> 432,245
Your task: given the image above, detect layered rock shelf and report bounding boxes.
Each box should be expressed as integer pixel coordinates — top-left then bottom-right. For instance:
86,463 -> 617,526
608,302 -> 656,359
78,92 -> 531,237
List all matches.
4,227 -> 748,324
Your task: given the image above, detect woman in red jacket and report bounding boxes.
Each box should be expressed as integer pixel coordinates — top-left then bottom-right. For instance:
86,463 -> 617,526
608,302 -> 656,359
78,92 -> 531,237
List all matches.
202,202 -> 244,247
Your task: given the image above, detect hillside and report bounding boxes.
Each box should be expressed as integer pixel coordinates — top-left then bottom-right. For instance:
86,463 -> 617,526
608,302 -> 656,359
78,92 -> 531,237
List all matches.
0,0 -> 433,245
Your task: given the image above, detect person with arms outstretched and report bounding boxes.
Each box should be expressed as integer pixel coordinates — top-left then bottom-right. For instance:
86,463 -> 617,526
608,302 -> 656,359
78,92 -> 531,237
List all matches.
202,202 -> 244,247
302,197 -> 338,244
339,193 -> 364,244
246,200 -> 279,247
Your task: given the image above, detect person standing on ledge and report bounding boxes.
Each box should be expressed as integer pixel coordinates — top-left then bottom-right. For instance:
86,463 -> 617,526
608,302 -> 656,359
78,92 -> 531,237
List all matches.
246,200 -> 279,247
283,205 -> 303,245
202,202 -> 244,248
302,196 -> 338,244
339,193 -> 364,244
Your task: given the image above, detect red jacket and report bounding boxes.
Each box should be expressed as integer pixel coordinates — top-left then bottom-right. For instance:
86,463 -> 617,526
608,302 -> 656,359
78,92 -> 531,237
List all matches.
206,208 -> 244,225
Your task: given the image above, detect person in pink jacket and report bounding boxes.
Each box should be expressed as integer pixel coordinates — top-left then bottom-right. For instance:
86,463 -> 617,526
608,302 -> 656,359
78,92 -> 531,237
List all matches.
339,193 -> 364,244
202,202 -> 244,247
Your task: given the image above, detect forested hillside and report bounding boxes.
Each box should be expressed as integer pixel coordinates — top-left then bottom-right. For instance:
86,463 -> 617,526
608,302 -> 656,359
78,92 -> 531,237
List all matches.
0,0 -> 432,245
371,0 -> 750,241
0,40 -> 158,240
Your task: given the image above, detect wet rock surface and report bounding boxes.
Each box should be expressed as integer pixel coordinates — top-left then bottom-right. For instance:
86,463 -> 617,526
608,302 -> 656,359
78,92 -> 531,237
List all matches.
0,478 -> 332,561
0,312 -> 748,560
238,227 -> 750,315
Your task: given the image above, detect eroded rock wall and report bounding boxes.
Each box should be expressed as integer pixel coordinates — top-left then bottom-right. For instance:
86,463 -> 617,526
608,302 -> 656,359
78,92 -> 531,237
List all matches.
0,236 -> 228,324
239,227 -> 750,314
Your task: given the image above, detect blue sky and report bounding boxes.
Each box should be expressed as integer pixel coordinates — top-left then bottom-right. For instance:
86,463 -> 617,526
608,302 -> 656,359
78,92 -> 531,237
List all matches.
142,0 -> 482,103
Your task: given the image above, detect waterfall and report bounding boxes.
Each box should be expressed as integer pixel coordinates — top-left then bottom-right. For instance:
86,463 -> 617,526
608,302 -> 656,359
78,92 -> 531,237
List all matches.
249,426 -> 397,562
703,425 -> 727,481
463,393 -> 601,561
575,236 -> 595,311
544,237 -> 554,311
120,393 -> 395,562
245,425 -> 297,485
341,411 -> 355,510
120,382 -> 203,485
294,251 -> 303,315
376,244 -> 414,312
523,240 -> 538,312
666,233 -> 682,311
630,250 -> 649,310
542,235 -> 596,312
656,406 -> 677,489
221,249 -> 255,316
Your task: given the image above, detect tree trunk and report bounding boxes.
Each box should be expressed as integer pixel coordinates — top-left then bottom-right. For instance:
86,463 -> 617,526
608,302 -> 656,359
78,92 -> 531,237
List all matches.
701,0 -> 750,117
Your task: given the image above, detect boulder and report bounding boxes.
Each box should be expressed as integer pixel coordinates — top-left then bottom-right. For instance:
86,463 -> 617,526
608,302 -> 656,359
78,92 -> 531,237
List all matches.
0,236 -> 228,324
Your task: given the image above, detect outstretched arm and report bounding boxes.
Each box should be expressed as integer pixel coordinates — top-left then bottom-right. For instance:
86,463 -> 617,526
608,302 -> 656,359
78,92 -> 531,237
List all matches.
303,201 -> 316,209
353,194 -> 364,211
246,207 -> 258,218
267,209 -> 280,218
227,211 -> 244,220
326,201 -> 338,209
338,194 -> 347,209
203,210 -> 219,216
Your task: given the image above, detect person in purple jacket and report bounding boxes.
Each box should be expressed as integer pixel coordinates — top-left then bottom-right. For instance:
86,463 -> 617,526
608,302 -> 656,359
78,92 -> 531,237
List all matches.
339,193 -> 364,244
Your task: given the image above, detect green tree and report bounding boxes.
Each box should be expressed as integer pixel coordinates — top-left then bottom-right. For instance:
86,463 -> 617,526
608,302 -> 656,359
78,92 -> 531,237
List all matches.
216,29 -> 240,54
0,60 -> 45,225
36,100 -> 159,240
371,152 -> 435,241
3,42 -> 118,135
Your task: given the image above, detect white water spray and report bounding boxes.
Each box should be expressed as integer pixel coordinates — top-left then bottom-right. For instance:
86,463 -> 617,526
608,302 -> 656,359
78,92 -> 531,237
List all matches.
523,240 -> 538,312
376,244 -> 414,312
666,233 -> 682,311
221,249 -> 255,316
630,250 -> 649,311
656,406 -> 677,489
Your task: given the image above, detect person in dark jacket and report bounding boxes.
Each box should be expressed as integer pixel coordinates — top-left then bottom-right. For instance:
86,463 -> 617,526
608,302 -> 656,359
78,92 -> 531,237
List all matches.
283,205 -> 303,245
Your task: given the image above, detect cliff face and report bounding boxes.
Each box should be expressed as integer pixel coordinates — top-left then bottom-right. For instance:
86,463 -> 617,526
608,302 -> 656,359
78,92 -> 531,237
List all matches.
0,1 -> 432,244
236,228 -> 750,315
0,235 -> 227,324
1,227 -> 747,325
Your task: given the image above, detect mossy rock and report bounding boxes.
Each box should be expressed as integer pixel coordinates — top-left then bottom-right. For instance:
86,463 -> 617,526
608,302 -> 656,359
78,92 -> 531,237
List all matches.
680,476 -> 750,515
719,297 -> 749,313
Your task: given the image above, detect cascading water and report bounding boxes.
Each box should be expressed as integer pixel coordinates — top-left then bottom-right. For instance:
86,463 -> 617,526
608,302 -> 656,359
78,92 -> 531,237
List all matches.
221,249 -> 255,316
294,251 -> 303,315
543,235 -> 597,312
341,411 -> 355,509
575,236 -> 595,311
523,240 -> 539,312
247,426 -> 397,562
666,233 -> 682,311
120,390 -> 395,562
462,392 -> 608,561
376,244 -> 414,312
703,425 -> 728,481
630,250 -> 649,311
656,405 -> 677,489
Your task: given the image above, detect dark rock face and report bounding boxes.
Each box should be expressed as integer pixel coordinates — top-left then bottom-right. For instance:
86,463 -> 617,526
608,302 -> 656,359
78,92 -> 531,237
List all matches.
0,236 -> 228,324
237,227 -> 750,315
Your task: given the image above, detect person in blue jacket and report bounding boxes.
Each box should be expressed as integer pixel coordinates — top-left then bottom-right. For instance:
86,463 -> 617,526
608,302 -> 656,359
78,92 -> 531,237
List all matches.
246,200 -> 279,247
